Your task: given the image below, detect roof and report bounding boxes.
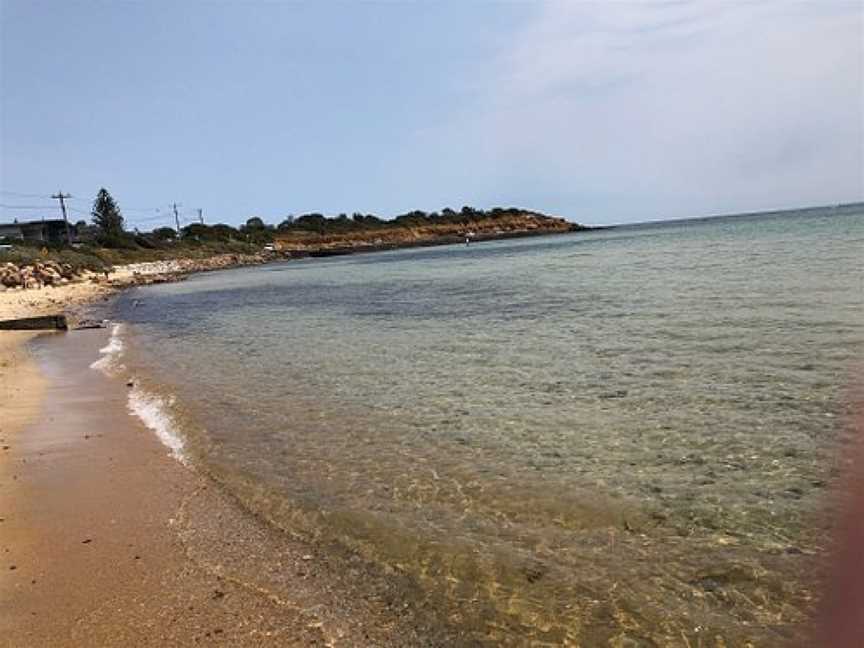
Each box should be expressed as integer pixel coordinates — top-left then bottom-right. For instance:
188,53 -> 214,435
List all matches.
0,219 -> 69,227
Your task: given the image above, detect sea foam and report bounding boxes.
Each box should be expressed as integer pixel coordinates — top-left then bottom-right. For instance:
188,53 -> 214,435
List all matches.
127,387 -> 187,464
89,323 -> 125,374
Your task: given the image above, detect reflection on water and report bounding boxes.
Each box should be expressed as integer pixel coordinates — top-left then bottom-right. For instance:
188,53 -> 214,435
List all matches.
116,207 -> 863,644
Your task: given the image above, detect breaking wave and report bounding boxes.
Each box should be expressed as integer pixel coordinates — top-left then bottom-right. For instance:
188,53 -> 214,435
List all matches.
89,323 -> 125,374
127,387 -> 187,464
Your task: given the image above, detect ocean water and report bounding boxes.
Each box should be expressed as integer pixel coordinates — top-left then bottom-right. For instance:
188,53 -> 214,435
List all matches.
110,206 -> 863,644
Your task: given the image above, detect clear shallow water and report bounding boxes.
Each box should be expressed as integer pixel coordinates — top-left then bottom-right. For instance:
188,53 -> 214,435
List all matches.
113,206 -> 863,644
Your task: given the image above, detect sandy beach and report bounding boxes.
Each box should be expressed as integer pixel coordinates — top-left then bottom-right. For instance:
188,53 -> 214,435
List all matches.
0,276 -> 462,647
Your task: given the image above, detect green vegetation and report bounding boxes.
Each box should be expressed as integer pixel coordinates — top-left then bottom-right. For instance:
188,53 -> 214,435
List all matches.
0,235 -> 264,274
1,188 -> 270,271
0,242 -> 111,273
276,206 -> 549,235
91,187 -> 128,246
1,187 -> 574,272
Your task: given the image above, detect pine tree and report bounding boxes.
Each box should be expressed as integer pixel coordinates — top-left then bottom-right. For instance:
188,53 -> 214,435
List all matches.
91,188 -> 125,236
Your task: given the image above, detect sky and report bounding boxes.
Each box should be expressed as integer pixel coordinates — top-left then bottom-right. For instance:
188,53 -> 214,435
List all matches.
1,1 -> 862,229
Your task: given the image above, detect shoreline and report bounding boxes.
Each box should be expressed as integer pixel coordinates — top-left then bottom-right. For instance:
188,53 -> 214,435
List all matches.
0,268 -> 466,646
0,226 -> 578,321
0,240 -> 835,644
0,252 -> 276,323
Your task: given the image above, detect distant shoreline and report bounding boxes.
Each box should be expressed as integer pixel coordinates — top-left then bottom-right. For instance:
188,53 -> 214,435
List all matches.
288,222 -> 595,258
602,200 -> 864,229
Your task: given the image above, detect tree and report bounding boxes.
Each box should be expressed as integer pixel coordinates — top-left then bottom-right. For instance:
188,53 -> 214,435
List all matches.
91,188 -> 125,236
295,213 -> 327,234
240,216 -> 274,244
210,224 -> 239,241
152,227 -> 177,241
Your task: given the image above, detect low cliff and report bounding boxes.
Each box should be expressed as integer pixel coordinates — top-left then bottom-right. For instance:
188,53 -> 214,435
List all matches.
273,211 -> 581,255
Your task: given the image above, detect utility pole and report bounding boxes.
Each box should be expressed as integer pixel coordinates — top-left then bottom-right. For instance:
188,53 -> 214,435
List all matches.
51,191 -> 73,245
173,202 -> 181,234
197,208 -> 204,225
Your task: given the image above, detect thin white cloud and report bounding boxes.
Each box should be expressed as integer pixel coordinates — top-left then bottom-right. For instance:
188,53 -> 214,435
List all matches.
474,1 -> 864,221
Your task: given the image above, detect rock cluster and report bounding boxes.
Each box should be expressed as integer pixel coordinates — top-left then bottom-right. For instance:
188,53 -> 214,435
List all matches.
0,261 -> 92,291
0,252 -> 272,293
121,253 -> 268,279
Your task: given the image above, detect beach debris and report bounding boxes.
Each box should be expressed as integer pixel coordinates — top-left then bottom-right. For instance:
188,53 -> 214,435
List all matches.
72,319 -> 107,330
82,538 -> 92,544
0,314 -> 68,331
126,380 -> 135,388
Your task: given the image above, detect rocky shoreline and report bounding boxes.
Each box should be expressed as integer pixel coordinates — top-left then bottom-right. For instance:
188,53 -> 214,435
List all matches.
273,212 -> 585,256
0,221 -> 584,302
0,252 -> 273,294
0,253 -> 277,325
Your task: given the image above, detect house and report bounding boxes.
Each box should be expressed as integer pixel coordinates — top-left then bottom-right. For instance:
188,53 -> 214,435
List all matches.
0,218 -> 76,244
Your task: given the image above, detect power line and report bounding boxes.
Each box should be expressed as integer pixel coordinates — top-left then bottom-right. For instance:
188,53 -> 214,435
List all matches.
66,195 -> 163,213
3,191 -> 163,213
0,190 -> 52,199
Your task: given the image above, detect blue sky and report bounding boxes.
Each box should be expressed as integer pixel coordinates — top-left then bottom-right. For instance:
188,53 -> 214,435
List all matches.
1,1 -> 861,229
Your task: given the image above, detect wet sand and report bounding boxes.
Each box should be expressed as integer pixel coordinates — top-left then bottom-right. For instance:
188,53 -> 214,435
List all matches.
0,315 -> 465,646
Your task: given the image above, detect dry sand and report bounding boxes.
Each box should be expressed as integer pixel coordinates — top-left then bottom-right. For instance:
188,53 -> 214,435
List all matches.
0,280 -> 112,322
0,280 -> 461,646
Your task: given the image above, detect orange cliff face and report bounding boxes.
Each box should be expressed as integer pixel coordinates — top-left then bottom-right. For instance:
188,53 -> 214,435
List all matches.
271,213 -> 577,254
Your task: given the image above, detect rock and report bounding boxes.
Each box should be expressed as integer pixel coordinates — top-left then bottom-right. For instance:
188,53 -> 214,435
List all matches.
599,390 -> 628,399
698,577 -> 721,592
73,320 -> 107,330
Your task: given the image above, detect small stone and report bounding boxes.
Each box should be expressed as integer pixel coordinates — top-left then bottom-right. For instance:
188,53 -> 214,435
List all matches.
699,578 -> 721,592
599,390 -> 628,399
